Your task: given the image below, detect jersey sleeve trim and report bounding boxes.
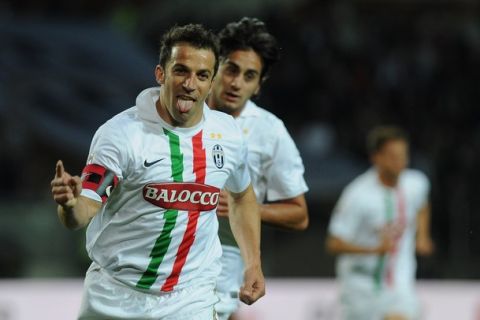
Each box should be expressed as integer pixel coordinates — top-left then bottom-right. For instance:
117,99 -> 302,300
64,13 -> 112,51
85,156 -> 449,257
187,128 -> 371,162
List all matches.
80,188 -> 102,203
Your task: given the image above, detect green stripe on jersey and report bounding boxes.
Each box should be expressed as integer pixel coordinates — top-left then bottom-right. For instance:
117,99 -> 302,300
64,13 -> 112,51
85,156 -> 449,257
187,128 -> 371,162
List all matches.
373,190 -> 394,292
136,209 -> 178,289
136,129 -> 183,290
164,128 -> 184,182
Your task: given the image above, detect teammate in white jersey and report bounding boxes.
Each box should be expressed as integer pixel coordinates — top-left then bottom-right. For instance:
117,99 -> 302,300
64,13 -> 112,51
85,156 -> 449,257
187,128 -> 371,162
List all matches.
50,24 -> 264,320
207,17 -> 309,320
326,126 -> 434,320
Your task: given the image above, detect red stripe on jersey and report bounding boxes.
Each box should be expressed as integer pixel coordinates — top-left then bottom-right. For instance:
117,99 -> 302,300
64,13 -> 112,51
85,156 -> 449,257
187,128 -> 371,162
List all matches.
161,131 -> 206,292
161,211 -> 201,292
192,132 -> 206,183
81,164 -> 118,203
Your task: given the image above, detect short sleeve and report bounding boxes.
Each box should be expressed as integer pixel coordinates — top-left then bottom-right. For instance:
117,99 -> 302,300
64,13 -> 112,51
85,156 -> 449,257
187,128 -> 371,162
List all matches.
415,171 -> 430,209
80,122 -> 128,201
328,188 -> 363,242
224,129 -> 251,194
265,121 -> 308,201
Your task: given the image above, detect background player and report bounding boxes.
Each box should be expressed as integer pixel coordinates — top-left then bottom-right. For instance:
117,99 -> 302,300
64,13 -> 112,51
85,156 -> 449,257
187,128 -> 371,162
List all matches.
326,126 -> 434,320
207,17 -> 309,320
51,23 -> 264,319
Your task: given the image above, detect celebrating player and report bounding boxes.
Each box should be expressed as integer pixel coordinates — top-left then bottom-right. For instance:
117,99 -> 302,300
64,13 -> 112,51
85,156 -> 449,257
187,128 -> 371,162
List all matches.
51,23 -> 264,319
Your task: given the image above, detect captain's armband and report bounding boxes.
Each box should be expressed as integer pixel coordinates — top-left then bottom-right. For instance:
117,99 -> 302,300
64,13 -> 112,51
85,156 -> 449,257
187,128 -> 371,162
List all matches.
81,164 -> 119,203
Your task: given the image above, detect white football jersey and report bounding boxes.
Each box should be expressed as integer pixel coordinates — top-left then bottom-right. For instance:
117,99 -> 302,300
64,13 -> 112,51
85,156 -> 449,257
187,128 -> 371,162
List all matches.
218,100 -> 308,247
328,168 -> 430,291
80,87 -> 250,294
236,100 -> 308,202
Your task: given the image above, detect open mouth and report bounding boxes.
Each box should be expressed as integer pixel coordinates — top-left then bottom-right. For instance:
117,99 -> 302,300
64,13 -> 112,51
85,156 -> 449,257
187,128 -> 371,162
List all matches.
224,92 -> 240,102
177,95 -> 196,113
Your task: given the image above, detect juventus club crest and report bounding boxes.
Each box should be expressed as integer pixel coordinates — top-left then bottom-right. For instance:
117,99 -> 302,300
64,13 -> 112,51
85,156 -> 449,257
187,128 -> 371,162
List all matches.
212,144 -> 224,169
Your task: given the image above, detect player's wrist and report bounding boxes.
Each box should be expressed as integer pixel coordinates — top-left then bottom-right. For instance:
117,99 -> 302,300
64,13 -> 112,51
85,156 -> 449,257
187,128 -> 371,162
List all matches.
244,259 -> 262,271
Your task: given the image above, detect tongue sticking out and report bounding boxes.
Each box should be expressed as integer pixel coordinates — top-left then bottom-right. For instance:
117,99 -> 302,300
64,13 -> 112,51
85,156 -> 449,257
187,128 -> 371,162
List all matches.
177,99 -> 194,113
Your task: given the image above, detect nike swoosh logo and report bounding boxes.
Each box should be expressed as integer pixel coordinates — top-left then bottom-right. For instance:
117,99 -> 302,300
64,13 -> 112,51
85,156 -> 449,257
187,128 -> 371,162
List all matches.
144,158 -> 164,167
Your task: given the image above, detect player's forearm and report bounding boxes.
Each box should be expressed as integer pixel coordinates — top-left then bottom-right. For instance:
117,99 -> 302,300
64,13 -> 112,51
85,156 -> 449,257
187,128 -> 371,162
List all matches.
57,196 -> 100,230
260,200 -> 308,231
326,235 -> 381,255
229,187 -> 262,267
416,203 -> 432,240
230,208 -> 261,268
415,202 -> 434,255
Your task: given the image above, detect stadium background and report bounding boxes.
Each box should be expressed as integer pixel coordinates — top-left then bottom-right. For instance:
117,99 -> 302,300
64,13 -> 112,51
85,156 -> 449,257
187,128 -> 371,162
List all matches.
0,0 -> 479,318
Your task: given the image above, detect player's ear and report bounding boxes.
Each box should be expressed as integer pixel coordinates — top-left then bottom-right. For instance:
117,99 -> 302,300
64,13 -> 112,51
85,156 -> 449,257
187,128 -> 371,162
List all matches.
155,65 -> 165,85
249,73 -> 260,95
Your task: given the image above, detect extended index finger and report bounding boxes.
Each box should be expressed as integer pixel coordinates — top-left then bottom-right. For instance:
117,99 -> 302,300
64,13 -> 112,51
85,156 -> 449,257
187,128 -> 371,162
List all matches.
56,160 -> 64,178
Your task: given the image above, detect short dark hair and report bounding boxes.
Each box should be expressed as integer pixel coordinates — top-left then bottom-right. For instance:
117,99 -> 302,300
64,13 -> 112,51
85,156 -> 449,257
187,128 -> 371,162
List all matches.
159,24 -> 219,76
218,17 -> 280,81
366,126 -> 409,155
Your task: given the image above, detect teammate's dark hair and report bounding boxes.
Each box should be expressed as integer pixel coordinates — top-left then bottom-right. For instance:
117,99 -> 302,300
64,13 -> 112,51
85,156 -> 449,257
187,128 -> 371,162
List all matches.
218,17 -> 280,81
367,126 -> 409,155
159,24 -> 220,76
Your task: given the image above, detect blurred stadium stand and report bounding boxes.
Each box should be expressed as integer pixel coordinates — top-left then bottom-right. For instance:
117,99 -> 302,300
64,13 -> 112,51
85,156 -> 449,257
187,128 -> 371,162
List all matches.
0,0 -> 479,281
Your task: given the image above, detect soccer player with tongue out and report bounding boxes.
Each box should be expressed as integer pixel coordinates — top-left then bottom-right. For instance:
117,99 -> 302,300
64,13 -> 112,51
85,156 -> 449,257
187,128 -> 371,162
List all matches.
50,23 -> 264,319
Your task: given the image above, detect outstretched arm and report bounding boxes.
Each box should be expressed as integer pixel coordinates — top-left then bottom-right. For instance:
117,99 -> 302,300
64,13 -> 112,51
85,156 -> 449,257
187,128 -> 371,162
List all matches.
217,193 -> 308,231
326,224 -> 399,255
260,194 -> 308,231
50,160 -> 101,230
228,184 -> 264,305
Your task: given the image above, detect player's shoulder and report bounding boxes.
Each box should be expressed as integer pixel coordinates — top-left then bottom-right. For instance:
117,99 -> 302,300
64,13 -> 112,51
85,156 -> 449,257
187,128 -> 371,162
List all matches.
343,169 -> 377,197
335,173 -> 371,209
205,105 -> 241,134
92,107 -> 138,146
243,101 -> 293,147
246,100 -> 285,128
402,168 -> 429,186
99,107 -> 137,133
206,105 -> 236,123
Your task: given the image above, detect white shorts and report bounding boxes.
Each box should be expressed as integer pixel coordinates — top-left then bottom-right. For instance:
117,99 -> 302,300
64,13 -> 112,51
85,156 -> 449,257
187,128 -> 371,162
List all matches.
339,282 -> 383,320
339,275 -> 419,320
381,286 -> 420,320
215,246 -> 244,320
78,263 -> 219,320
